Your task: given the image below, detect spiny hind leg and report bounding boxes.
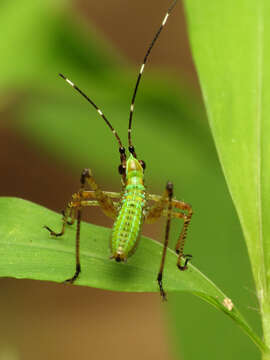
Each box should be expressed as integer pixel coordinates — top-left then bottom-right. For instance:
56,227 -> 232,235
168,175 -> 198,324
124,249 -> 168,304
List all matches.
157,204 -> 193,271
171,200 -> 193,270
146,189 -> 193,299
146,194 -> 193,270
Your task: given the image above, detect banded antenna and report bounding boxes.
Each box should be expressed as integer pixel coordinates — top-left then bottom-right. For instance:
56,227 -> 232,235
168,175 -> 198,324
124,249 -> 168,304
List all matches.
128,0 -> 178,152
59,73 -> 124,151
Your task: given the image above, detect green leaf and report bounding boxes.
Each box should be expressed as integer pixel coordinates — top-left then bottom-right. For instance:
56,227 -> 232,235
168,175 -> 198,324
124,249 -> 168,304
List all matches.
0,197 -> 266,352
183,0 -> 270,352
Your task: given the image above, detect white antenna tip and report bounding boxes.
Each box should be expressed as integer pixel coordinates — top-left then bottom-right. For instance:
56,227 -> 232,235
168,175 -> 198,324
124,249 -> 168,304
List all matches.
66,78 -> 74,87
162,13 -> 169,26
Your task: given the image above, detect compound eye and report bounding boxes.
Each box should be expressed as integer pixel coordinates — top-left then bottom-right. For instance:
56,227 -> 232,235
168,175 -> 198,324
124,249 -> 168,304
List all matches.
139,160 -> 146,170
118,164 -> 125,175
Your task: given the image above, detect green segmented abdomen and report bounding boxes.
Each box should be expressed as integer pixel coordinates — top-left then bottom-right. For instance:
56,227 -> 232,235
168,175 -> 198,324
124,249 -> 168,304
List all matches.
110,186 -> 145,260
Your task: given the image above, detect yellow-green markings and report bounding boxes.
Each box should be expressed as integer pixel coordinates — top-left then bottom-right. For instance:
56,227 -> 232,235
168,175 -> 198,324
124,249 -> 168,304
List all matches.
111,155 -> 146,261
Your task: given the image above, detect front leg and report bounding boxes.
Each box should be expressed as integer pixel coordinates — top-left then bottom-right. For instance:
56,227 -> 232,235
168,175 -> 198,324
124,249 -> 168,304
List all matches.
44,168 -> 121,283
80,168 -> 119,219
44,203 -> 74,237
44,168 -> 91,238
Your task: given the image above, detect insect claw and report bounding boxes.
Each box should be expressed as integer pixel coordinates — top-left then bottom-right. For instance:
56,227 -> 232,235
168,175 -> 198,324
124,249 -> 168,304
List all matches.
63,276 -> 78,285
44,225 -> 52,232
178,255 -> 192,271
43,225 -> 62,237
64,264 -> 81,284
177,264 -> 187,271
43,225 -> 57,236
161,291 -> 167,302
63,278 -> 73,284
157,273 -> 167,301
159,285 -> 167,302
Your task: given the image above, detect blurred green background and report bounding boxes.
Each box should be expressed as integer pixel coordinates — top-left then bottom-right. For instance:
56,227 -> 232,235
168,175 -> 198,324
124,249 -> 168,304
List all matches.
0,0 -> 261,359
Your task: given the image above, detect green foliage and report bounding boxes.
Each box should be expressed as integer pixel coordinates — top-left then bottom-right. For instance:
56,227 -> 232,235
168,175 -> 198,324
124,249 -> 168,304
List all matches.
0,197 -> 265,352
183,0 -> 270,358
0,0 -> 268,359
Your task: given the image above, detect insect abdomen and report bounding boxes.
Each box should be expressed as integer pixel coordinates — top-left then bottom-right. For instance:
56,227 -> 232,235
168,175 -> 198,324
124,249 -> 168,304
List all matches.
110,185 -> 145,261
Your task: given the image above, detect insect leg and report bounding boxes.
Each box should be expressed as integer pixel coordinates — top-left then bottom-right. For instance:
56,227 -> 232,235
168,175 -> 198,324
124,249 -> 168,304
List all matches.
145,193 -> 166,224
64,207 -> 82,283
64,187 -> 121,283
57,196 -> 119,285
45,168 -> 121,283
156,182 -> 174,301
171,200 -> 193,270
63,168 -> 95,284
63,207 -> 75,226
80,168 -> 118,219
145,189 -> 193,295
44,168 -> 91,237
44,203 -> 74,237
160,204 -> 192,270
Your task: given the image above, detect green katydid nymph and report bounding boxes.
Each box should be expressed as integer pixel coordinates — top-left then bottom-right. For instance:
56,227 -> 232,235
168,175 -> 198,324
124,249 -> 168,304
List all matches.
45,0 -> 193,300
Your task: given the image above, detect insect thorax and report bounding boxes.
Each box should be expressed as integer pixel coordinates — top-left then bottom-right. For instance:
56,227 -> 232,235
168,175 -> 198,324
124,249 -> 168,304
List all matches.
110,155 -> 146,262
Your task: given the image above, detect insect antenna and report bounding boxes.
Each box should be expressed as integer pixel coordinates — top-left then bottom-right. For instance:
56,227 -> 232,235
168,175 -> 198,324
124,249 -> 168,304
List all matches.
59,73 -> 126,162
128,0 -> 178,156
